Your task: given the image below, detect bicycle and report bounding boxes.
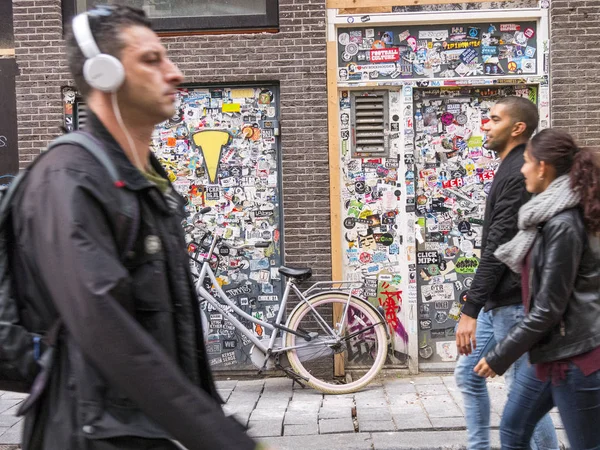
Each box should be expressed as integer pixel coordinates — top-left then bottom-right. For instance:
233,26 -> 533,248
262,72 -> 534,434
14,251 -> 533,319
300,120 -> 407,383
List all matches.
188,212 -> 390,394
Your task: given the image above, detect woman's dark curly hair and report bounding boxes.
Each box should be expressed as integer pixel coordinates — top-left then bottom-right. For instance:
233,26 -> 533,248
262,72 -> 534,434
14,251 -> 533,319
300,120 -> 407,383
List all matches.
529,128 -> 600,233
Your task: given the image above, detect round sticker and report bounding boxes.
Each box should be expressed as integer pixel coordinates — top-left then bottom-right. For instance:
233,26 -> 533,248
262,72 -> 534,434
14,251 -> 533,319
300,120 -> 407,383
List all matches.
338,33 -> 350,45
345,42 -> 359,56
456,114 -> 468,125
341,52 -> 353,62
441,112 -> 454,126
419,345 -> 433,359
379,233 -> 394,246
345,230 -> 358,242
427,264 -> 440,276
460,239 -> 474,255
343,217 -> 356,229
458,220 -> 471,234
359,252 -> 372,264
355,181 -> 366,194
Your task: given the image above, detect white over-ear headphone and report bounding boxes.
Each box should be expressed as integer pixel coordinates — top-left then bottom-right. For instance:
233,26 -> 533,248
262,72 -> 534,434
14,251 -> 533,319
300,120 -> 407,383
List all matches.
72,13 -> 125,93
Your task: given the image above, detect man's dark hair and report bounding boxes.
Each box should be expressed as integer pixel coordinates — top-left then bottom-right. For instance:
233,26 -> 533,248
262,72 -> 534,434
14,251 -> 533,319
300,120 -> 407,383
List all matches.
495,96 -> 539,139
65,5 -> 152,98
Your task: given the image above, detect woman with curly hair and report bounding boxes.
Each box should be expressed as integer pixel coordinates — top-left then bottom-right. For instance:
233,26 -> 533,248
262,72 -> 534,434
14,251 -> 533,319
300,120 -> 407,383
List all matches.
474,128 -> 600,450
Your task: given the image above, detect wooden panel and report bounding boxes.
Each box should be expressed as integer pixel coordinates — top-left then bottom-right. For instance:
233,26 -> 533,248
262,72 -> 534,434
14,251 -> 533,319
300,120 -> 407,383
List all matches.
339,7 -> 393,14
329,0 -> 492,8
327,40 -> 345,377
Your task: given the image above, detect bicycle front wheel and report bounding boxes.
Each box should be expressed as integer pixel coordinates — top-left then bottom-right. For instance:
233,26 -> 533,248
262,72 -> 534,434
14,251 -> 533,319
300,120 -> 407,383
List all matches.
285,293 -> 388,394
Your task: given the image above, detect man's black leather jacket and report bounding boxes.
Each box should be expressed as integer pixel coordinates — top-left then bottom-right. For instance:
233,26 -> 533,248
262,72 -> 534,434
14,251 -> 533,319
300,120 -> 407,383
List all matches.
486,207 -> 600,375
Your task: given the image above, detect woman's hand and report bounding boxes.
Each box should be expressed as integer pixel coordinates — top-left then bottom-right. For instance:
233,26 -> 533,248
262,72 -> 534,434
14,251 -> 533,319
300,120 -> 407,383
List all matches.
474,358 -> 497,378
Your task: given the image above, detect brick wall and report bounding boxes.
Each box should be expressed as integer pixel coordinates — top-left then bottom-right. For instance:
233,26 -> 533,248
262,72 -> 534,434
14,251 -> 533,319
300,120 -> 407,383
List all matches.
12,0 -> 331,278
550,0 -> 600,146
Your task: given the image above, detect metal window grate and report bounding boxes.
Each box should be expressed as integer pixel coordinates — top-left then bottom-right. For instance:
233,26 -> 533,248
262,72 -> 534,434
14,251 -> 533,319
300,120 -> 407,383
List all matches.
350,91 -> 389,158
75,101 -> 87,129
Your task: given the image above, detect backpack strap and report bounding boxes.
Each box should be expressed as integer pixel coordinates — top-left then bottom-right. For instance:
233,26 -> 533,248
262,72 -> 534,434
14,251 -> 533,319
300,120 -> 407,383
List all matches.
46,131 -> 140,260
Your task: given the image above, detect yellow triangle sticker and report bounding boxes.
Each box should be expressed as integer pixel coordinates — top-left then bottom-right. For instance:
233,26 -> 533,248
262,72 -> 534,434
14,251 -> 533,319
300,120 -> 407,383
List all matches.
191,130 -> 232,184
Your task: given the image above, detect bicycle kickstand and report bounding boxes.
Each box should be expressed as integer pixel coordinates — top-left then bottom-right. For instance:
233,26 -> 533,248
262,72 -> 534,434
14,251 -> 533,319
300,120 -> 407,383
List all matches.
275,354 -> 309,389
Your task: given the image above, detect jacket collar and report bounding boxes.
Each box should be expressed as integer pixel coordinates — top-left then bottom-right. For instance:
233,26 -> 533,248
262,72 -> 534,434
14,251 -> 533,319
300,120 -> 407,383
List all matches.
501,143 -> 527,166
83,111 -> 166,191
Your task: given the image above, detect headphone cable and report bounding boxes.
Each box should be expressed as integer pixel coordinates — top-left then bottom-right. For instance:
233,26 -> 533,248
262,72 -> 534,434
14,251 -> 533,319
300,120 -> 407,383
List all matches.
111,91 -> 146,171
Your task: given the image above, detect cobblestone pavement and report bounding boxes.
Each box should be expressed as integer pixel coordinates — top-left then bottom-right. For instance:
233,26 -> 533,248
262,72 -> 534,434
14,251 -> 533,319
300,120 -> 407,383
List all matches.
0,375 -> 569,449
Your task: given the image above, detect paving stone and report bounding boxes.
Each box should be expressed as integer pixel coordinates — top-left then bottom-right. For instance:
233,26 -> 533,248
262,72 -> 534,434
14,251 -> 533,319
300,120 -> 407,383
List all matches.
265,377 -> 294,388
217,389 -> 233,402
416,384 -> 450,396
321,396 -> 354,405
0,393 -> 26,401
358,420 -> 396,432
234,379 -> 265,392
287,402 -> 320,413
392,411 -> 433,431
255,399 -> 290,410
250,409 -> 286,421
215,379 -> 239,390
318,417 -> 355,434
490,412 -> 501,428
413,376 -> 444,385
550,411 -> 564,429
0,422 -> 22,444
430,417 -> 467,429
354,398 -> 387,408
318,407 -> 353,419
262,433 -> 373,450
371,430 -> 502,449
383,380 -> 417,394
0,416 -> 21,428
356,407 -> 393,422
229,411 -> 252,426
284,411 -> 318,425
247,420 -> 283,438
0,402 -> 21,416
557,429 -> 571,450
387,393 -> 420,407
283,423 -> 319,436
421,395 -> 463,418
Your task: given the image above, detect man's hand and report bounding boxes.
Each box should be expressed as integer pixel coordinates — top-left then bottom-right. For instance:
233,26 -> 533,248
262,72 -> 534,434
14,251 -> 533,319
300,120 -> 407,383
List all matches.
474,357 -> 497,378
456,314 -> 477,355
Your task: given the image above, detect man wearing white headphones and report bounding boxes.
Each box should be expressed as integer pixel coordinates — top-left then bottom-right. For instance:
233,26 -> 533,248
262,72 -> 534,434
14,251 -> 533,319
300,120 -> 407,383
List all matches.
10,5 -> 260,450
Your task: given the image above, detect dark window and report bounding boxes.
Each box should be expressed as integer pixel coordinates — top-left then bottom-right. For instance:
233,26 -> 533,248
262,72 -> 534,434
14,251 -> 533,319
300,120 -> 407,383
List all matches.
63,0 -> 279,33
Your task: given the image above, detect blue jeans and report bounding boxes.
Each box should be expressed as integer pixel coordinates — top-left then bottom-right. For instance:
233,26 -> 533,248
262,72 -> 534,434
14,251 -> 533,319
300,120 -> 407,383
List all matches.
501,362 -> 600,450
454,306 -> 558,450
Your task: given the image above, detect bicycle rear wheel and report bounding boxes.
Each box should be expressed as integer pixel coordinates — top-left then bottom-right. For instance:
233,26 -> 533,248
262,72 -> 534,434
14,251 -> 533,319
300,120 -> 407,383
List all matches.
285,292 -> 388,394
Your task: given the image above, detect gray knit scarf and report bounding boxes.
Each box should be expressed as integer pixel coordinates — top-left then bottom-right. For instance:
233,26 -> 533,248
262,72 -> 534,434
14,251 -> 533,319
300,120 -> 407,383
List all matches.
494,175 -> 580,273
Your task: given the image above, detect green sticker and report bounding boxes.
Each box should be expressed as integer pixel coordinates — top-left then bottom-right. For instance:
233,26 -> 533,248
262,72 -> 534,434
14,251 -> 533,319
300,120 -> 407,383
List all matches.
455,257 -> 479,273
468,136 -> 483,148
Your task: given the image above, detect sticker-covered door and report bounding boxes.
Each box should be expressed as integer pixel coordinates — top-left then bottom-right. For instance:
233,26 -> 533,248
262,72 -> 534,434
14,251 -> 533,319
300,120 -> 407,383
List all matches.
152,85 -> 283,371
412,85 -> 537,366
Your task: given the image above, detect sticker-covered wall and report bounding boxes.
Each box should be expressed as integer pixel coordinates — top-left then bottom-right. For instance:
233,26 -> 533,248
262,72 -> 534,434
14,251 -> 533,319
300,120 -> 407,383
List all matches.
337,21 -> 539,82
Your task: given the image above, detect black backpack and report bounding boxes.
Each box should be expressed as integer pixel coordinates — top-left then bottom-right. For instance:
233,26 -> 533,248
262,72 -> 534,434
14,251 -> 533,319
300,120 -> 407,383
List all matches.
0,131 -> 139,403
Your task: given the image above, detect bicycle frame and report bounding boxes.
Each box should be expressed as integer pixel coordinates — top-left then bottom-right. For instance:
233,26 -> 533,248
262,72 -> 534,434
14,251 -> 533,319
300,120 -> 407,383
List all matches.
193,233 -> 370,363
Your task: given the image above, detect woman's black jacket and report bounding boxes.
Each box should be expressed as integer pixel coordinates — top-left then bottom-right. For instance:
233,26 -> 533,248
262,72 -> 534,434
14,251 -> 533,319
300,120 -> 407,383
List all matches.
486,207 -> 600,376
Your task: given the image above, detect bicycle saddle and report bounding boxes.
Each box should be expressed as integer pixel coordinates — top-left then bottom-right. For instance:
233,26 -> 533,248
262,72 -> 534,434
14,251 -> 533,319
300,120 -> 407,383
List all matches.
278,266 -> 312,281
